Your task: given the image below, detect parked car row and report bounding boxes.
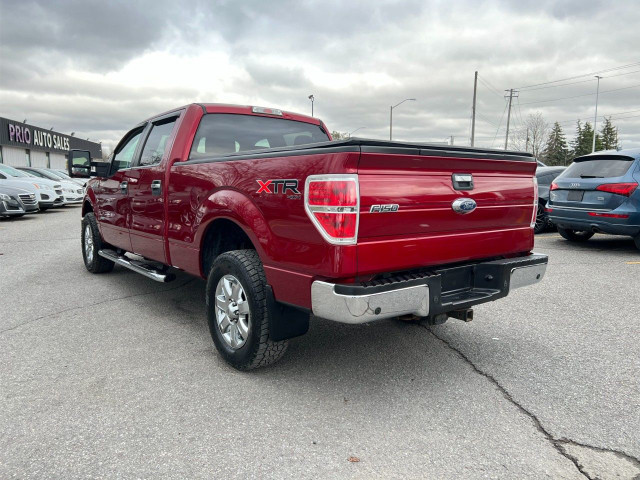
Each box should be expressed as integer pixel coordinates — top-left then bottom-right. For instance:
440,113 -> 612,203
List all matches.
547,148 -> 640,249
0,164 -> 85,218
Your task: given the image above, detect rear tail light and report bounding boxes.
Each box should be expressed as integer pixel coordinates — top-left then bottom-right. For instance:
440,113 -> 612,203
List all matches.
304,174 -> 359,244
588,212 -> 630,219
530,176 -> 538,229
595,183 -> 638,196
550,182 -> 559,191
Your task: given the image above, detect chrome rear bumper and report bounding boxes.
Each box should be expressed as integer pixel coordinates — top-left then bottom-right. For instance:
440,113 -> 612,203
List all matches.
311,253 -> 547,324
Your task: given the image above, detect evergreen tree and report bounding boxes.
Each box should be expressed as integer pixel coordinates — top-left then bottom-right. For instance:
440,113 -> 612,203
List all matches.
571,121 -> 602,158
599,117 -> 619,150
542,122 -> 569,166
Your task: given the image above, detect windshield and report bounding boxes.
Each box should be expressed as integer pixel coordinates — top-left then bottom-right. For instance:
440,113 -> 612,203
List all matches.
0,164 -> 32,177
560,156 -> 634,179
189,113 -> 330,158
38,169 -> 65,180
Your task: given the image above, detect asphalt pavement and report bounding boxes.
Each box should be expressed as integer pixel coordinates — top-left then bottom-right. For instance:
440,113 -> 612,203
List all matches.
1,207 -> 639,479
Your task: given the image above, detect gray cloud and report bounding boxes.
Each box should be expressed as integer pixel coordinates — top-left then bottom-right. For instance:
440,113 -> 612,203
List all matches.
0,0 -> 638,151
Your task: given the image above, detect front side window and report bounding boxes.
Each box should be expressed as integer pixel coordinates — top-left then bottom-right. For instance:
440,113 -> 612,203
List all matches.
139,118 -> 178,166
112,128 -> 144,172
189,114 -> 330,159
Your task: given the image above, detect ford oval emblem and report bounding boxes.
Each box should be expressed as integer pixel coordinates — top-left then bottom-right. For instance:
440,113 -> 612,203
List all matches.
452,197 -> 477,214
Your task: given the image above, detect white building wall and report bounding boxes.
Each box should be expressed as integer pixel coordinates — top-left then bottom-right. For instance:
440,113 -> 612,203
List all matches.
31,150 -> 48,167
1,146 -> 29,166
50,153 -> 67,170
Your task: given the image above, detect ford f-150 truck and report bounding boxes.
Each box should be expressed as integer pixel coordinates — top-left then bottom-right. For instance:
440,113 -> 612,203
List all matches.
69,103 -> 547,370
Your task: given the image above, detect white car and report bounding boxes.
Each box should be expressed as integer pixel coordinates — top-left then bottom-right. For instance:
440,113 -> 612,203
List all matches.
0,164 -> 64,210
17,167 -> 84,204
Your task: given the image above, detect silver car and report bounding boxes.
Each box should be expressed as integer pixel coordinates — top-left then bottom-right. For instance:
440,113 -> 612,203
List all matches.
17,167 -> 84,204
0,164 -> 64,210
0,185 -> 39,217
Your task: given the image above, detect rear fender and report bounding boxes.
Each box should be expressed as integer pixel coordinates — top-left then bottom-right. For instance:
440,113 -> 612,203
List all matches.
195,189 -> 273,271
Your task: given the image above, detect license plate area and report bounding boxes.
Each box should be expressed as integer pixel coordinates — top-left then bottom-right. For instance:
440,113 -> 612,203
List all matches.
567,190 -> 584,202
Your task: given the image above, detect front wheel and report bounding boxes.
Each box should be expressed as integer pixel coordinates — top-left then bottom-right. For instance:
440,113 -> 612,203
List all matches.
206,250 -> 288,370
557,227 -> 594,242
81,213 -> 114,273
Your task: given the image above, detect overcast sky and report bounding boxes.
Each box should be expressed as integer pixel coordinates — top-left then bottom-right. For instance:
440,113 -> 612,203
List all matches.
1,0 -> 639,153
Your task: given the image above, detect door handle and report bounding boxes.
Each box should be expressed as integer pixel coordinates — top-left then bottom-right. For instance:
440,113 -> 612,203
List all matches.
151,180 -> 162,196
120,181 -> 128,194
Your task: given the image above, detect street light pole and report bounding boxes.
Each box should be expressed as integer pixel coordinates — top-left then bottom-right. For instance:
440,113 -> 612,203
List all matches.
592,76 -> 602,152
349,127 -> 366,138
389,98 -> 416,141
308,94 -> 315,117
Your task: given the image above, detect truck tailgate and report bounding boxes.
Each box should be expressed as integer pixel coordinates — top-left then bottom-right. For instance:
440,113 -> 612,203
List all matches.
357,148 -> 536,275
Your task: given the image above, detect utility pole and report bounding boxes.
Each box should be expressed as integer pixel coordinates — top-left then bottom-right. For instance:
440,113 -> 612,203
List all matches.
592,76 -> 602,152
471,71 -> 478,146
450,135 -> 454,146
504,88 -> 518,150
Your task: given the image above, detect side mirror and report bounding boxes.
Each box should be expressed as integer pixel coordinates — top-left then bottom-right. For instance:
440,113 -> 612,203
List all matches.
89,161 -> 111,178
68,150 -> 92,178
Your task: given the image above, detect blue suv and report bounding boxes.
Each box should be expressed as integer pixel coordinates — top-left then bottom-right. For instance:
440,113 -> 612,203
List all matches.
547,148 -> 640,250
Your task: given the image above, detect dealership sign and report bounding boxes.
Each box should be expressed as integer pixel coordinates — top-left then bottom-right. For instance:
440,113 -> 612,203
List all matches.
7,122 -> 70,151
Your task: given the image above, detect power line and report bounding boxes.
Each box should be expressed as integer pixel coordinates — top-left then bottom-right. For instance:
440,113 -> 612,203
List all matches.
517,69 -> 640,92
518,83 -> 640,106
477,75 -> 504,98
491,101 -> 509,148
555,110 -> 640,126
522,69 -> 640,91
515,61 -> 640,90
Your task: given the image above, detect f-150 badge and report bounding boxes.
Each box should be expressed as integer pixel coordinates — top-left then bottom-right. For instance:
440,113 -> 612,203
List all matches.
256,179 -> 300,194
370,204 -> 399,213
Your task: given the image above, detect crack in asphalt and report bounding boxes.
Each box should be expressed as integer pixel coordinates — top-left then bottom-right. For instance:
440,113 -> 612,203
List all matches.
423,325 -> 640,479
0,279 -> 195,335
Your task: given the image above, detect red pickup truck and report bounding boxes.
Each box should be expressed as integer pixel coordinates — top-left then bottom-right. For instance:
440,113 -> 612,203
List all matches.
69,103 -> 547,370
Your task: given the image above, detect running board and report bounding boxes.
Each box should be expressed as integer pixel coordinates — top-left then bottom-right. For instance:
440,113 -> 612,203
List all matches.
98,249 -> 175,283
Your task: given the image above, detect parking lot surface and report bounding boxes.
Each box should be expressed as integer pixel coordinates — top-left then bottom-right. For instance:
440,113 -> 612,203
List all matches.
1,208 -> 639,479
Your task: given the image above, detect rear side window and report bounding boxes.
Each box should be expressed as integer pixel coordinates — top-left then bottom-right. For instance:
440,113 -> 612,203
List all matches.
139,117 -> 178,166
561,157 -> 634,178
189,114 -> 330,158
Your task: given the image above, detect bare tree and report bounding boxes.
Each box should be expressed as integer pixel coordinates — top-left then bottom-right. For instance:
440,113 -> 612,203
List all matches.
509,112 -> 549,158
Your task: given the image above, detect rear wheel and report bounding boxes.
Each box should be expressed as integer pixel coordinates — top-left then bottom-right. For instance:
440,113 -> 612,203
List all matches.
534,202 -> 547,234
634,235 -> 640,251
206,250 -> 288,370
81,212 -> 114,273
557,227 -> 594,242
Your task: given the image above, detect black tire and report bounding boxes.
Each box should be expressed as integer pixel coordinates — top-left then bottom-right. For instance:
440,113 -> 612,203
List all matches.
81,212 -> 114,273
557,227 -> 594,242
206,250 -> 288,370
39,206 -> 48,212
634,235 -> 640,251
534,202 -> 547,234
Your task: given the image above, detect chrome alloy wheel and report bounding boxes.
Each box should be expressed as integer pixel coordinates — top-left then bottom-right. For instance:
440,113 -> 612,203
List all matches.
215,274 -> 251,349
84,224 -> 94,263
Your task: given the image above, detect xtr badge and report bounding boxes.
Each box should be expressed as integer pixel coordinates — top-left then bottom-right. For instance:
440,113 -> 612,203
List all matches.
451,198 -> 477,214
256,179 -> 300,195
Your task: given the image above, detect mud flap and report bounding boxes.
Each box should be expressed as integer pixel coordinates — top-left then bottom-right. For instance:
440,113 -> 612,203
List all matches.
266,285 -> 310,341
